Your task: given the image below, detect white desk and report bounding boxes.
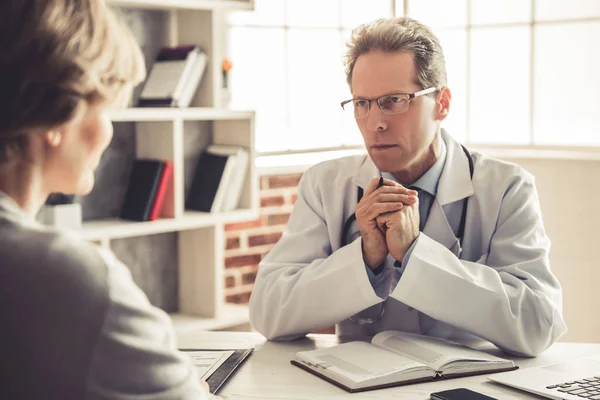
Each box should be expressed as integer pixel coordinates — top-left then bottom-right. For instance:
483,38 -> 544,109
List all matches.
177,331 -> 600,400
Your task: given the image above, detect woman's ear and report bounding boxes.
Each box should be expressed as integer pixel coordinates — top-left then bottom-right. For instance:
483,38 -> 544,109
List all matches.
44,131 -> 62,148
436,87 -> 452,121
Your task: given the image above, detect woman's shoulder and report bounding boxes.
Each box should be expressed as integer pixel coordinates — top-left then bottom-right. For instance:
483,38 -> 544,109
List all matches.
0,218 -> 112,303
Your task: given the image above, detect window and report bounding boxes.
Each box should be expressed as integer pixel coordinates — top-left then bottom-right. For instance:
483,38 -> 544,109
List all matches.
227,0 -> 394,154
407,0 -> 600,146
229,0 -> 600,155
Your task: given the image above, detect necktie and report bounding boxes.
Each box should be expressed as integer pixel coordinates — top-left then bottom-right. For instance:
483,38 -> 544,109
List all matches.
409,186 -> 428,232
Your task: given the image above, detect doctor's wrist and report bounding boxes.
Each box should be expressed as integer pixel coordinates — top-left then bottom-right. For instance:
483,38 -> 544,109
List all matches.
362,248 -> 386,271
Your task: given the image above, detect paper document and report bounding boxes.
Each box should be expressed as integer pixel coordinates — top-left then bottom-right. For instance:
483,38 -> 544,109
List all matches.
186,350 -> 235,380
300,341 -> 424,382
373,331 -> 507,371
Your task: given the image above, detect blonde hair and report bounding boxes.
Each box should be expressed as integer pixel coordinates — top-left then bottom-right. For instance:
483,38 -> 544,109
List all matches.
345,17 -> 447,91
0,0 -> 146,162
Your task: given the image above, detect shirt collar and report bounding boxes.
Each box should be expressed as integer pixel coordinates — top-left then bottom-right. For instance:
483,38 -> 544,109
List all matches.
381,137 -> 447,196
0,190 -> 36,224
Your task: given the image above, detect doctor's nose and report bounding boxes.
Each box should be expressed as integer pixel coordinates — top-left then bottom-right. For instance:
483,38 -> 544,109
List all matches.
365,103 -> 388,133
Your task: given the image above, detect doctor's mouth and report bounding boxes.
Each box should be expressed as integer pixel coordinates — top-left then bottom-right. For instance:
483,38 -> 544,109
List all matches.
370,144 -> 399,151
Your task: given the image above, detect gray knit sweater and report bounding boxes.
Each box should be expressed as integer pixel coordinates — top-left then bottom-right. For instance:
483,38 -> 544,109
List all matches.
0,192 -> 208,399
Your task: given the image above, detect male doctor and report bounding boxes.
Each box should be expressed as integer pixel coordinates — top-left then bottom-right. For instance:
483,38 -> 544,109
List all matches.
249,17 -> 567,357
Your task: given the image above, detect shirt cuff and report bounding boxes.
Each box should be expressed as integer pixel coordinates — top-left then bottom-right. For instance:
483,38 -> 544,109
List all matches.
365,262 -> 389,286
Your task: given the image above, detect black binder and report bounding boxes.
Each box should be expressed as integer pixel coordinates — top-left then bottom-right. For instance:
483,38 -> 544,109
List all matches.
119,159 -> 165,221
179,348 -> 253,394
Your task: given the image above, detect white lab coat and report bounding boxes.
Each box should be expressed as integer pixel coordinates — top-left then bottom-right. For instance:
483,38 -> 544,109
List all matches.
249,131 -> 567,357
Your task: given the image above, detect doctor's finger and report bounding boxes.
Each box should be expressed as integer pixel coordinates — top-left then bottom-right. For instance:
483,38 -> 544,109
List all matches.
375,193 -> 418,204
363,177 -> 383,197
361,202 -> 404,220
375,211 -> 399,226
376,186 -> 419,196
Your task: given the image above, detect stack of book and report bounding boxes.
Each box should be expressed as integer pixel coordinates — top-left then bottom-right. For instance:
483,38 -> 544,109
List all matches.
120,159 -> 173,222
186,145 -> 249,213
137,45 -> 208,108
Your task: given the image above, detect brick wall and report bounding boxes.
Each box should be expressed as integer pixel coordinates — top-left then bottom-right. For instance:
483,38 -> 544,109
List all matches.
223,173 -> 302,304
224,172 -> 336,334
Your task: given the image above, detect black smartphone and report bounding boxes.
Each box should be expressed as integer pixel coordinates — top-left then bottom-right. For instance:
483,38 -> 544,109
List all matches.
430,388 -> 498,400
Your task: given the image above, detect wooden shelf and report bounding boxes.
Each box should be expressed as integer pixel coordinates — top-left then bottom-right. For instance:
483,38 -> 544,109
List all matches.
170,304 -> 249,333
107,0 -> 253,11
78,209 -> 258,241
109,107 -> 254,122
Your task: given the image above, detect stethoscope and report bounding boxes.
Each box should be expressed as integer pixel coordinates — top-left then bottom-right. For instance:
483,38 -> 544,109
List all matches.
341,144 -> 475,248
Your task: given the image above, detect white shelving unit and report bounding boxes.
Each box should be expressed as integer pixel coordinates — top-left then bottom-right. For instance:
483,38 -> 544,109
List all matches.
108,107 -> 254,122
107,0 -> 253,11
89,0 -> 257,331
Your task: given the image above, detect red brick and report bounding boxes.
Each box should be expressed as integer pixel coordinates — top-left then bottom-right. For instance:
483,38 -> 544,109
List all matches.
266,213 -> 290,226
290,193 -> 298,204
226,292 -> 252,304
260,195 -> 285,207
224,218 -> 262,231
242,270 -> 257,285
248,232 -> 282,247
225,253 -> 263,269
226,236 -> 240,250
267,174 -> 302,189
225,275 -> 237,288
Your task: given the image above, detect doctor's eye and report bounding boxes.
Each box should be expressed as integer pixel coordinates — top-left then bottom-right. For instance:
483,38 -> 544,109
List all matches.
379,95 -> 410,113
353,99 -> 369,108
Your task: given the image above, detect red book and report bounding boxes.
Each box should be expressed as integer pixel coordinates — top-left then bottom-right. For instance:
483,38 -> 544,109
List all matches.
149,160 -> 173,221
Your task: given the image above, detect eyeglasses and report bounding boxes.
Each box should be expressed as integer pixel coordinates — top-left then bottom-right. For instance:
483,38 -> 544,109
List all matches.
340,87 -> 437,119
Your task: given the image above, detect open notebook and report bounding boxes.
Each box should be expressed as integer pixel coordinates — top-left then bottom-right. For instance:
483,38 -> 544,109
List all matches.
291,331 -> 517,393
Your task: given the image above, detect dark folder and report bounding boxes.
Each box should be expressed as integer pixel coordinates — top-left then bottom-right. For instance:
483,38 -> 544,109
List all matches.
119,159 -> 165,222
180,348 -> 253,394
186,151 -> 230,213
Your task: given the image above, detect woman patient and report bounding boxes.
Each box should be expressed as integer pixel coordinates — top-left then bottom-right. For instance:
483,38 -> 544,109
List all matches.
0,1 -> 220,399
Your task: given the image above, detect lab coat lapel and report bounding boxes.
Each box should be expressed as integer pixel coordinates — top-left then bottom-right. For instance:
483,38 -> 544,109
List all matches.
423,130 -> 475,256
436,130 -> 474,206
352,155 -> 379,190
423,199 -> 461,256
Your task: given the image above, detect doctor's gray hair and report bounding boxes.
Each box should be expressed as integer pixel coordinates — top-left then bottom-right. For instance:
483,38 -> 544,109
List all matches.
344,17 -> 447,92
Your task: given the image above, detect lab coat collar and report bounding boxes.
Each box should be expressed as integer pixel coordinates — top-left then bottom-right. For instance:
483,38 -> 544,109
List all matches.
353,129 -> 474,207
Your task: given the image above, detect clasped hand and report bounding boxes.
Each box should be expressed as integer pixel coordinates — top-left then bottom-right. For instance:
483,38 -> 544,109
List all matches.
355,177 -> 420,270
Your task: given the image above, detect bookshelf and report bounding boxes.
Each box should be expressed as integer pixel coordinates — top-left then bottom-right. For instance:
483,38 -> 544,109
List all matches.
108,107 -> 254,122
106,0 -> 254,11
81,0 -> 257,332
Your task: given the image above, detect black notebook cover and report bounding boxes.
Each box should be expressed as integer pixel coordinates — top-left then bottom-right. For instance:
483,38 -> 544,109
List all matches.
180,348 -> 253,394
120,159 -> 165,222
186,151 -> 229,213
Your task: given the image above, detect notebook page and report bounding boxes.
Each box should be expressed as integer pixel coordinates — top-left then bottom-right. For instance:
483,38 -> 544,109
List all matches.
372,331 -> 509,371
296,341 -> 427,383
185,350 -> 235,380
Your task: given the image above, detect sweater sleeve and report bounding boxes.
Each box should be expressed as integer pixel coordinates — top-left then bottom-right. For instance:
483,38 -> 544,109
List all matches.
84,248 -> 211,400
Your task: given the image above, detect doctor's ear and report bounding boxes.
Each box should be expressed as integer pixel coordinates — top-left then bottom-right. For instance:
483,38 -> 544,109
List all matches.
436,87 -> 451,121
